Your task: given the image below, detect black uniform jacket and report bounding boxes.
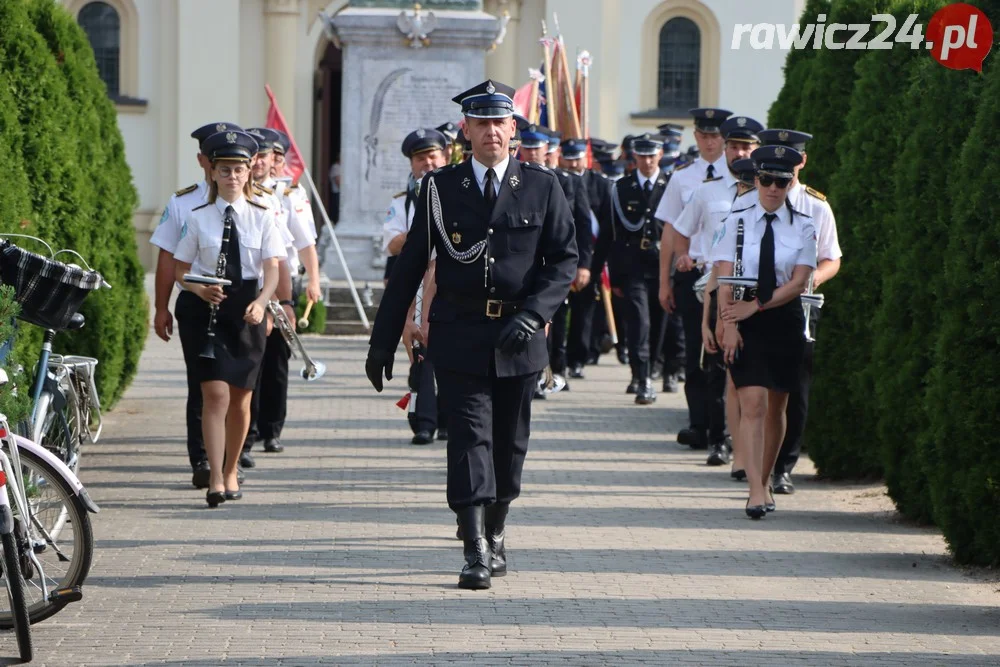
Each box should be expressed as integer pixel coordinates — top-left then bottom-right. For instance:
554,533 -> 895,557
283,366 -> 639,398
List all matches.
592,171 -> 668,286
554,167 -> 594,271
581,169 -> 613,274
369,158 -> 578,378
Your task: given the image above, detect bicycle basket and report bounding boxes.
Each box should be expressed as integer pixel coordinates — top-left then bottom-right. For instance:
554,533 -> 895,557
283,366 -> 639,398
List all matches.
0,241 -> 104,330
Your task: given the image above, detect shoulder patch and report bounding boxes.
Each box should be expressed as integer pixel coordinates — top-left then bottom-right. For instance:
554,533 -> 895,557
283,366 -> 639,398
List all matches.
192,202 -> 211,211
805,186 -> 827,201
673,162 -> 693,171
174,184 -> 198,197
248,199 -> 269,210
256,184 -> 274,195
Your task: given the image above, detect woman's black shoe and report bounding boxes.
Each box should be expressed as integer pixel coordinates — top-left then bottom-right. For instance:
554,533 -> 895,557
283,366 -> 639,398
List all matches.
206,491 -> 226,508
765,487 -> 776,513
225,490 -> 243,501
745,499 -> 766,520
731,469 -> 747,481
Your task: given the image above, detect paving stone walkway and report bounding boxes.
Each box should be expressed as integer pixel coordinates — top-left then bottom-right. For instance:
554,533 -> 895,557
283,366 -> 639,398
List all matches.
16,310 -> 1000,665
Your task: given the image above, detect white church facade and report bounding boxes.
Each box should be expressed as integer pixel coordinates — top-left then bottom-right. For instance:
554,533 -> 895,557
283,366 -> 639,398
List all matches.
60,0 -> 803,271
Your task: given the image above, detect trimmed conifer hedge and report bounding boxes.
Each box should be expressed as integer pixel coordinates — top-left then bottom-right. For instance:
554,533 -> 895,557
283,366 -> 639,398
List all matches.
0,0 -> 145,411
769,0 -> 1000,562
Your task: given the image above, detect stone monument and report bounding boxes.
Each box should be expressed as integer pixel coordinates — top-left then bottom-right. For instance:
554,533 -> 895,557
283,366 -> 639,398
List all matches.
322,1 -> 505,283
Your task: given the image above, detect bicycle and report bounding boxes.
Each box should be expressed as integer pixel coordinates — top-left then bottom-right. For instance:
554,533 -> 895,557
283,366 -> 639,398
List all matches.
0,238 -> 102,635
0,235 -> 109,475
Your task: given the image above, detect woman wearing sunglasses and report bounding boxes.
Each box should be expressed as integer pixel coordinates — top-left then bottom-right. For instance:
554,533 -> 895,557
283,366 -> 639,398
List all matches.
174,130 -> 286,507
710,145 -> 817,519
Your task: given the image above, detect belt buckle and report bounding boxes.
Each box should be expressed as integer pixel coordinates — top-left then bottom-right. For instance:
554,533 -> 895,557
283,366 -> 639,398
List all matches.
640,238 -> 651,250
486,299 -> 503,319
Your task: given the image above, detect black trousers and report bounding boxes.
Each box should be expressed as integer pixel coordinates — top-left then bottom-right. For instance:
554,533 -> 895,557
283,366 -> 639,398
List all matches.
246,328 -> 290,449
675,269 -> 725,440
408,357 -> 446,434
619,276 -> 650,371
566,285 -> 597,368
435,366 -> 536,511
547,301 -> 570,374
653,280 -> 686,375
183,354 -> 205,469
777,320 -> 816,475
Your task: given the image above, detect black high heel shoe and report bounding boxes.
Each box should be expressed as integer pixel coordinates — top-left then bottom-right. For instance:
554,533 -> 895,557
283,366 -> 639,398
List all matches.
745,499 -> 766,520
731,469 -> 747,481
206,491 -> 226,508
765,486 -> 776,513
225,489 -> 242,501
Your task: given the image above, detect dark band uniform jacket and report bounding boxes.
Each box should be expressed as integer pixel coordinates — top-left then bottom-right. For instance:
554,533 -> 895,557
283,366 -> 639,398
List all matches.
553,167 -> 595,273
592,169 -> 668,286
369,157 -> 578,377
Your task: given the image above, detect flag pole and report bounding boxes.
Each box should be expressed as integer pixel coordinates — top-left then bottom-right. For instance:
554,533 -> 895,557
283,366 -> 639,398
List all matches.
265,85 -> 370,330
541,20 -> 558,132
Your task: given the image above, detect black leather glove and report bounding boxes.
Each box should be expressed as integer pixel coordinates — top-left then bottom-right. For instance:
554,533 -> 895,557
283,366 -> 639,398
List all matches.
365,347 -> 394,393
496,310 -> 544,355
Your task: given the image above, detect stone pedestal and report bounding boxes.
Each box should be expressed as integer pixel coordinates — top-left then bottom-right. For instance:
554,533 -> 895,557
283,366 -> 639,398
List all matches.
323,5 -> 501,283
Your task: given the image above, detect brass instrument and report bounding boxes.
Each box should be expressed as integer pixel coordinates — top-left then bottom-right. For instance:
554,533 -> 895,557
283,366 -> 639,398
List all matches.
266,301 -> 327,381
801,273 -> 825,342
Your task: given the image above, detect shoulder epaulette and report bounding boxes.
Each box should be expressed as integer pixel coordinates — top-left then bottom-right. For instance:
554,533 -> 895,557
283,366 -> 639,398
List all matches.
431,163 -> 459,175
192,202 -> 210,211
731,203 -> 755,214
248,199 -> 268,210
703,176 -> 722,183
673,162 -> 693,171
523,162 -> 550,173
392,191 -> 407,199
255,184 -> 274,195
288,182 -> 300,190
805,186 -> 827,201
175,184 -> 198,197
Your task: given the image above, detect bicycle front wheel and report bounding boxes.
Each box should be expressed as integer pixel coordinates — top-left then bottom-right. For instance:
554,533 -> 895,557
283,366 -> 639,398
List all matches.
2,530 -> 33,662
0,447 -> 94,628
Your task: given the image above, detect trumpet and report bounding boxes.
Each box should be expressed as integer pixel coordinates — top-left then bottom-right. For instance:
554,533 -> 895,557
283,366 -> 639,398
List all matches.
266,301 -> 327,381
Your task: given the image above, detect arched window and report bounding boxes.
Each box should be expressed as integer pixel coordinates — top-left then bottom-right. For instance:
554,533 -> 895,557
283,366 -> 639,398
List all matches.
77,1 -> 121,97
657,17 -> 700,114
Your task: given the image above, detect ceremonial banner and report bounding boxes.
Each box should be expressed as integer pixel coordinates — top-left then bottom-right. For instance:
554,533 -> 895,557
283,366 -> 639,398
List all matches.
265,85 -> 305,183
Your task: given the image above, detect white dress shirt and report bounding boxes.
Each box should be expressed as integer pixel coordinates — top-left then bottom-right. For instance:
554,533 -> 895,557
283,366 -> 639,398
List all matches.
672,168 -> 741,267
789,182 -> 842,262
471,156 -> 509,197
655,154 -> 729,225
150,181 -> 209,254
174,196 -> 287,288
710,201 -> 817,287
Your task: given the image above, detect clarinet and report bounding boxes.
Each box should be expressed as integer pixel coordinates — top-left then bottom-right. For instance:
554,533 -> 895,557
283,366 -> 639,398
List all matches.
733,217 -> 745,302
199,214 -> 232,360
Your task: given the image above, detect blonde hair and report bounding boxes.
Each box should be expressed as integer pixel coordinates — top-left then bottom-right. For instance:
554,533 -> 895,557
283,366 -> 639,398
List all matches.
207,159 -> 254,203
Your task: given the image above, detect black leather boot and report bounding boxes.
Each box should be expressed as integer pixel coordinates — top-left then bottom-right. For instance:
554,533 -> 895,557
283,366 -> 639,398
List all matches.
635,362 -> 656,405
455,506 -> 491,590
484,502 -> 509,577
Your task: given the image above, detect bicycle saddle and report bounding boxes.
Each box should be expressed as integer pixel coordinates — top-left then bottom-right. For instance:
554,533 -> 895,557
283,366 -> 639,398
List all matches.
66,312 -> 86,330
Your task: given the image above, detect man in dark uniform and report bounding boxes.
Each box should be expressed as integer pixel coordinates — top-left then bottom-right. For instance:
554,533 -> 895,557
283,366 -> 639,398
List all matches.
366,80 -> 577,590
592,133 -> 669,405
546,136 -> 593,390
561,138 -> 610,379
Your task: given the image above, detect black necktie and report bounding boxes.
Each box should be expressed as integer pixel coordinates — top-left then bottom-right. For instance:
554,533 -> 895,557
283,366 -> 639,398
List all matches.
644,179 -> 653,197
223,205 -> 242,290
706,164 -> 716,179
484,168 -> 497,211
758,212 -> 777,303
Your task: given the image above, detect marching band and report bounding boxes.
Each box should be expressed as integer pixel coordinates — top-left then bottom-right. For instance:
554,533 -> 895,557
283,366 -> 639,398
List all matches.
153,72 -> 841,576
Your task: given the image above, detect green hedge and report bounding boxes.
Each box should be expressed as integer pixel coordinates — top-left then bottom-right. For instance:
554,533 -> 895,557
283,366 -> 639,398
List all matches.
0,0 -> 145,411
923,55 -> 1000,565
769,0 -> 1000,562
766,0 -> 830,129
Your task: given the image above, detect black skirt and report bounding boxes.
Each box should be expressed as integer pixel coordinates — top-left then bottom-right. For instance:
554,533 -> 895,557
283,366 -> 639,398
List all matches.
728,297 -> 805,393
175,283 -> 267,390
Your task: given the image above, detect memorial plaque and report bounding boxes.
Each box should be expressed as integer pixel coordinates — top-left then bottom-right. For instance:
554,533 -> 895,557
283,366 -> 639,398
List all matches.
359,60 -> 465,215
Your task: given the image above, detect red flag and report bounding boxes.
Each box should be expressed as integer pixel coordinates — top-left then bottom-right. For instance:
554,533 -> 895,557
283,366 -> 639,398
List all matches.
396,393 -> 411,410
265,84 -> 305,183
512,80 -> 534,118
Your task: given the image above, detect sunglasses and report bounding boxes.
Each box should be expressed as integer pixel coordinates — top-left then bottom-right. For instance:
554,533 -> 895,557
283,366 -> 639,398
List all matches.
758,175 -> 791,188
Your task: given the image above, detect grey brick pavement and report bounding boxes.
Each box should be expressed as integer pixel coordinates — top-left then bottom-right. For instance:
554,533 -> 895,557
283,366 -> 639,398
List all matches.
14,315 -> 1000,665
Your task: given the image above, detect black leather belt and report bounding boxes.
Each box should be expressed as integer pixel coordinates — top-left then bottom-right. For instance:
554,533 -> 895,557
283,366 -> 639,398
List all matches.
439,291 -> 524,319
